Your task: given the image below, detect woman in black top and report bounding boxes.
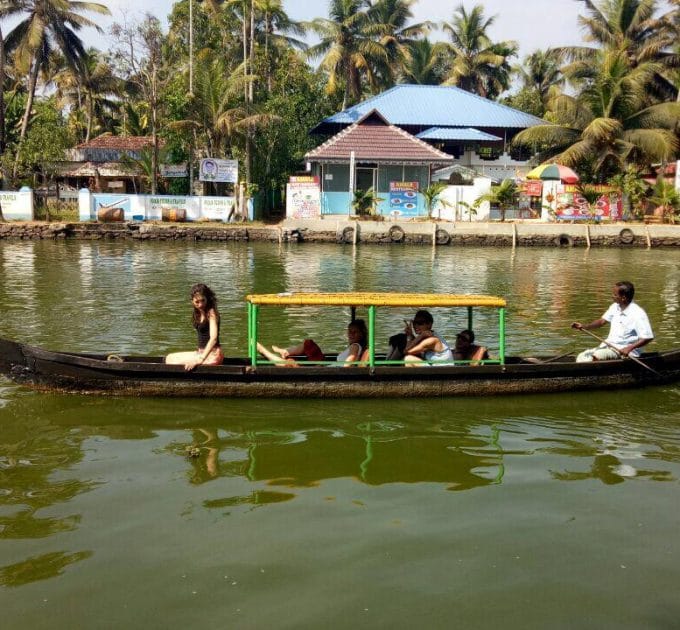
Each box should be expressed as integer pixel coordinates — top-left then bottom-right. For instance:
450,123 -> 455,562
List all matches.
166,283 -> 224,370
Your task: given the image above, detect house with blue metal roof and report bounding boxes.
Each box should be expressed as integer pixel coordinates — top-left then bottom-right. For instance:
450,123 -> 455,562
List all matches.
304,85 -> 545,219
312,84 -> 543,176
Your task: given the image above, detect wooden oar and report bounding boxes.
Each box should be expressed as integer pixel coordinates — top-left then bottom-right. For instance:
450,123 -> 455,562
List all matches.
575,327 -> 662,377
540,350 -> 575,364
522,350 -> 575,364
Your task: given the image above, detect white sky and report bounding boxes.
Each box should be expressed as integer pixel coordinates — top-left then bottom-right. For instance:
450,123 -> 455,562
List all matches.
92,0 -> 588,60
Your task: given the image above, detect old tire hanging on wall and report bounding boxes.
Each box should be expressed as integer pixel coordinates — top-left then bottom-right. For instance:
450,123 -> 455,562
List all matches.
341,226 -> 354,243
389,225 -> 405,242
619,228 -> 635,245
435,228 -> 451,245
554,233 -> 574,247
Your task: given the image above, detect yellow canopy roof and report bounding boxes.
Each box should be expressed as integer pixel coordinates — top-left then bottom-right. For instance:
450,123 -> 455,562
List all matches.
246,292 -> 506,308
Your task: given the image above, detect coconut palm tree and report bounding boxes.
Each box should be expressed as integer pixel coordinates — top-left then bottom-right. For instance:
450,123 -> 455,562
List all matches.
256,0 -> 307,91
441,4 -> 518,99
399,38 -> 449,84
512,48 -> 680,180
516,49 -> 564,105
556,0 -> 679,101
306,0 -> 386,108
53,49 -> 122,142
170,55 -> 278,163
364,0 -> 432,89
4,0 -> 110,178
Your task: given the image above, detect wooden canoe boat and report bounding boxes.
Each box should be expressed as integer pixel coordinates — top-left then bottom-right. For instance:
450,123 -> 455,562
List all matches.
2,292 -> 678,397
1,337 -> 679,398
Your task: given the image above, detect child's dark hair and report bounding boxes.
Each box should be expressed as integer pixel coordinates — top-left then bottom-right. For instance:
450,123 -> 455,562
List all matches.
413,310 -> 433,326
349,318 -> 368,348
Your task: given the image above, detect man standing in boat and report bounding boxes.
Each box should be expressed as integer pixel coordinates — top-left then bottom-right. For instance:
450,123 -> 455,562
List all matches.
572,281 -> 654,362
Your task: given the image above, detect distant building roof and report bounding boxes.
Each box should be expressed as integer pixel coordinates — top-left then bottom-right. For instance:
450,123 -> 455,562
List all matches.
305,110 -> 453,165
312,84 -> 545,134
74,135 -> 156,150
55,161 -> 140,177
66,135 -> 165,163
416,127 -> 503,142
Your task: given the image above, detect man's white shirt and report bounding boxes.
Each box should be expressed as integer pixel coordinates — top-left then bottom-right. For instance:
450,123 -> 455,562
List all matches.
602,301 -> 653,356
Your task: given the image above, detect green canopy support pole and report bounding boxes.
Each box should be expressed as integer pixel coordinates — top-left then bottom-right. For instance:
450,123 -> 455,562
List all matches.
248,302 -> 258,367
467,306 -> 473,331
499,307 -> 506,364
350,306 -> 356,322
368,305 -> 376,369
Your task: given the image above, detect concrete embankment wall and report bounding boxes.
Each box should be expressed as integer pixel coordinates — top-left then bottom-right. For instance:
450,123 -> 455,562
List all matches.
1,220 -> 680,248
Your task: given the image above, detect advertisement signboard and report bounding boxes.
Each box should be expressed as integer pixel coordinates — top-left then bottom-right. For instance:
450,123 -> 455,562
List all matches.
0,191 -> 34,220
521,180 -> 543,196
556,185 -> 622,221
160,163 -> 188,178
388,181 -> 419,218
201,196 -> 234,221
286,176 -> 321,219
199,158 -> 238,183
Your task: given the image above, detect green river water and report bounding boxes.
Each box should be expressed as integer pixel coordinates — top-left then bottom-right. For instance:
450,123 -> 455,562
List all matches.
1,240 -> 679,629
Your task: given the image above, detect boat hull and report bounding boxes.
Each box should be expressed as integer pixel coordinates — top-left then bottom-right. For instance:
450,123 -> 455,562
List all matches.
1,338 -> 679,398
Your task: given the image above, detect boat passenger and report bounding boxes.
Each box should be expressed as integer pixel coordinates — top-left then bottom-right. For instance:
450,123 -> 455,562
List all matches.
403,310 -> 453,366
571,280 -> 654,362
166,283 -> 224,370
385,332 -> 408,361
257,319 -> 368,368
453,329 -> 489,365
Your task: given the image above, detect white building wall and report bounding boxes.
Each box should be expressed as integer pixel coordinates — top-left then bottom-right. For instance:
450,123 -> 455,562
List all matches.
431,177 -> 493,221
455,151 -> 531,182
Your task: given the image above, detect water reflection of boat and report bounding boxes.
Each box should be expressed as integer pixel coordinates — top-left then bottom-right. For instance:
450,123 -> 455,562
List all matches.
1,292 -> 679,397
178,425 -> 504,492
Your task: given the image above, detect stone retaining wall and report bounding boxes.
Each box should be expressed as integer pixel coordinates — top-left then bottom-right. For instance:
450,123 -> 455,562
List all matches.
2,220 -> 680,247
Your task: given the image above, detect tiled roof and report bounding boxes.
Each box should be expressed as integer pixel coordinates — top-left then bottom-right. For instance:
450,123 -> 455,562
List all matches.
306,110 -> 453,164
314,84 -> 545,131
416,127 -> 502,141
55,161 -> 139,177
74,135 -> 157,150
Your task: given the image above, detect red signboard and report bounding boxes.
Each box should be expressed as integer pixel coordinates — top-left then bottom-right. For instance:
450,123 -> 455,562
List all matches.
522,180 -> 543,196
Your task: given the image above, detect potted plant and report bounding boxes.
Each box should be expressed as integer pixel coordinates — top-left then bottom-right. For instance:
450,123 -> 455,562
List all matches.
575,183 -> 603,223
422,182 -> 452,219
352,188 -> 384,218
473,179 -> 518,222
608,166 -> 648,221
649,177 -> 680,224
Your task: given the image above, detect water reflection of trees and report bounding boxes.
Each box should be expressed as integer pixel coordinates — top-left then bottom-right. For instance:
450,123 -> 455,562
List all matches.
0,551 -> 93,587
0,409 -> 96,586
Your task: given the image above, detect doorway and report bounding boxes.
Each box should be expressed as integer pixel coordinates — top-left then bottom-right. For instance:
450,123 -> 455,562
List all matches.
355,167 -> 376,192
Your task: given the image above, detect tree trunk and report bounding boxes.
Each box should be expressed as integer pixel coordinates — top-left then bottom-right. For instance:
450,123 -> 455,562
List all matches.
245,131 -> 252,186
0,25 -> 6,155
0,24 -> 6,211
248,0 -> 255,104
86,94 -> 93,143
265,16 -> 271,93
151,66 -> 158,195
243,3 -> 248,103
14,60 -> 40,181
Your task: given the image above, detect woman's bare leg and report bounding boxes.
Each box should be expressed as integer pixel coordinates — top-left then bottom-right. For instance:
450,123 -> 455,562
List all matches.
257,342 -> 287,364
166,351 -> 198,365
